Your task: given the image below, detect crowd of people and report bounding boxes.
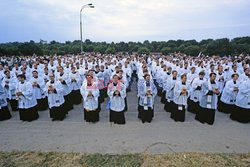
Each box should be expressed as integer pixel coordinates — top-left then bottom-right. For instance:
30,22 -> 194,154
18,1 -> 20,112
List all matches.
0,53 -> 249,125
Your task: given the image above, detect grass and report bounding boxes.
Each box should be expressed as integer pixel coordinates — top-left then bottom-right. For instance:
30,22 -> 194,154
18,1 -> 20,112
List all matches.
0,151 -> 249,167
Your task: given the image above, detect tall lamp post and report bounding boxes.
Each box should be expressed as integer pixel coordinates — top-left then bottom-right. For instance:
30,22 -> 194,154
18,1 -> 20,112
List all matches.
80,3 -> 95,54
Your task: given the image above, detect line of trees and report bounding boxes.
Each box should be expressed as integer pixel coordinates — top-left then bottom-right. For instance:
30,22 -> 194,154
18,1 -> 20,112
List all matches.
0,37 -> 250,56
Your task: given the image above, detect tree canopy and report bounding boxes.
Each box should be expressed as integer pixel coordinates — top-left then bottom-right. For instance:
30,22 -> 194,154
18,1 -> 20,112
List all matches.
0,37 -> 250,56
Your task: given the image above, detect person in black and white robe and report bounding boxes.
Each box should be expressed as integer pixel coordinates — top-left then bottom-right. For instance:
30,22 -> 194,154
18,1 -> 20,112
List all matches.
30,70 -> 48,111
195,73 -> 220,125
16,74 -> 39,122
56,66 -> 73,113
80,74 -> 100,123
137,74 -> 157,123
187,71 -> 206,114
0,80 -> 12,121
230,74 -> 250,123
117,70 -> 128,111
163,70 -> 178,113
171,74 -> 190,122
161,67 -> 172,103
70,66 -> 82,105
216,65 -> 226,93
45,74 -> 65,121
218,73 -> 240,114
2,70 -> 18,111
95,66 -> 105,111
124,61 -> 132,92
108,74 -> 126,125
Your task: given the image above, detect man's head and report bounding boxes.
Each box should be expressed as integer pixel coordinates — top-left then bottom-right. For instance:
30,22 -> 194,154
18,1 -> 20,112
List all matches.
232,73 -> 239,81
199,71 -> 205,79
191,67 -> 196,73
172,70 -> 178,78
181,74 -> 187,82
113,74 -> 118,83
32,71 -> 38,78
49,74 -> 55,81
144,73 -> 150,82
58,66 -> 64,74
17,74 -> 26,83
4,70 -> 10,77
209,72 -> 216,81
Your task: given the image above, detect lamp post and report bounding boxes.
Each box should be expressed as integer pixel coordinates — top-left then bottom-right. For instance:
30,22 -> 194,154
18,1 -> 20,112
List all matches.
80,3 -> 95,54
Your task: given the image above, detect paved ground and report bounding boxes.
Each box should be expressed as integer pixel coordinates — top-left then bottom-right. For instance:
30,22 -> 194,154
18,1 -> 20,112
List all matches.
0,80 -> 250,154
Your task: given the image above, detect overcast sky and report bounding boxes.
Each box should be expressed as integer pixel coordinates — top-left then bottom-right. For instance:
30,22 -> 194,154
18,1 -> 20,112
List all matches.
0,0 -> 250,43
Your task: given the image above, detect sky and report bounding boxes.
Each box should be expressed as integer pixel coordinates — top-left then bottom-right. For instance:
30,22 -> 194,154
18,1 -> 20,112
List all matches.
0,0 -> 250,43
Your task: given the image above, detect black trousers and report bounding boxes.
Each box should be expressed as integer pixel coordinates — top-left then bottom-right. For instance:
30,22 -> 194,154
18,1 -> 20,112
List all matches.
170,104 -> 185,122
71,90 -> 82,105
0,106 -> 12,121
110,109 -> 125,124
187,98 -> 199,114
50,105 -> 65,121
9,99 -> 18,111
37,98 -> 48,111
63,93 -> 74,113
140,107 -> 154,123
218,100 -> 234,114
19,106 -> 39,122
195,107 -> 215,125
84,109 -> 99,123
230,106 -> 250,123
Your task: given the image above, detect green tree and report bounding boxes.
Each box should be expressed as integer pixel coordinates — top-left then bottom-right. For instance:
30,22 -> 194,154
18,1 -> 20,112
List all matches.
105,46 -> 116,54
1,36 -> 250,56
138,47 -> 150,55
161,47 -> 172,55
183,45 -> 200,56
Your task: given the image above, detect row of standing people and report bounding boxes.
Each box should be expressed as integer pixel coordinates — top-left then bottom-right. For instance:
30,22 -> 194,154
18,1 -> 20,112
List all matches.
1,55 -> 250,124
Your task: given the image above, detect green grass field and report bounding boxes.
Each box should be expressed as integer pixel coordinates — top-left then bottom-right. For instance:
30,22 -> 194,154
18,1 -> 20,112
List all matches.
0,151 -> 249,167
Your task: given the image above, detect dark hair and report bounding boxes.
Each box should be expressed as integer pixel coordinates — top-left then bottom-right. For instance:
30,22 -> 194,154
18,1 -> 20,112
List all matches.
4,70 -> 10,74
86,74 -> 91,78
113,74 -> 118,78
172,70 -> 177,74
209,72 -> 216,77
181,74 -> 187,79
144,73 -> 150,79
231,73 -> 239,78
17,74 -> 26,80
199,71 -> 205,76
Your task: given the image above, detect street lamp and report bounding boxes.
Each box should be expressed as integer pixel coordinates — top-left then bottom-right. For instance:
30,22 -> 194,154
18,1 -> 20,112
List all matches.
80,3 -> 95,54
